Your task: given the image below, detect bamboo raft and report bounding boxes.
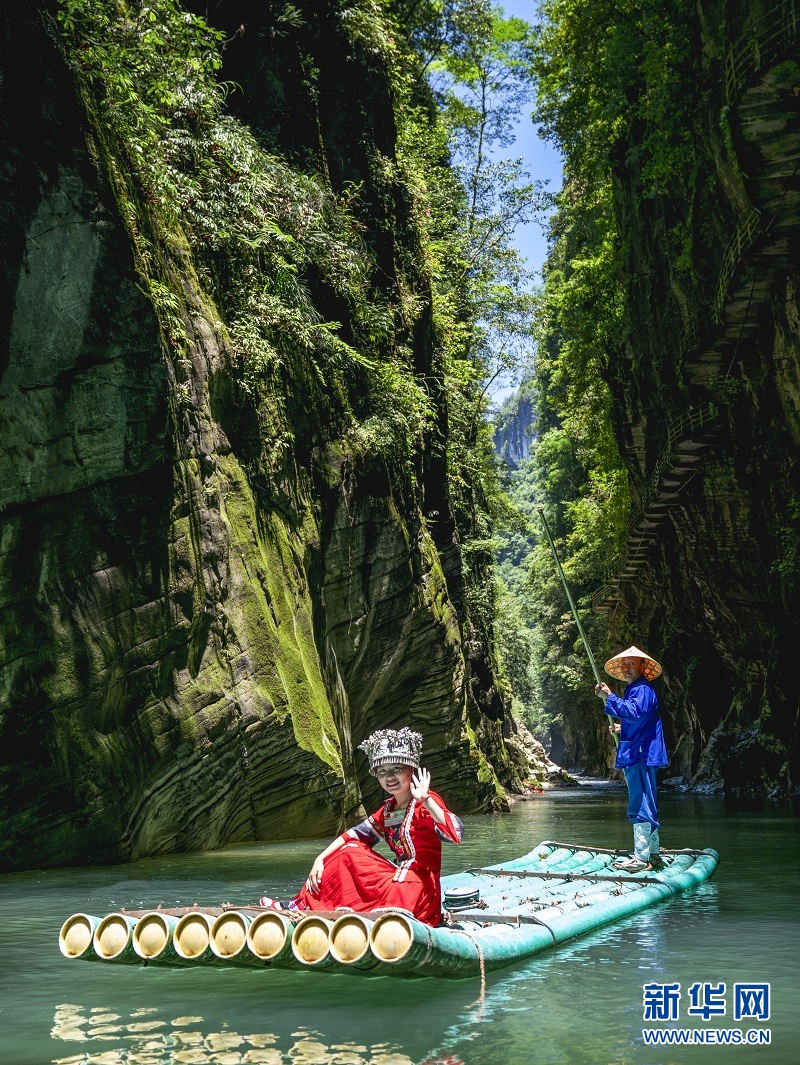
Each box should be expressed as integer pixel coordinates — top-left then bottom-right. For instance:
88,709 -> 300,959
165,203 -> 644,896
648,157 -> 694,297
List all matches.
58,840 -> 719,978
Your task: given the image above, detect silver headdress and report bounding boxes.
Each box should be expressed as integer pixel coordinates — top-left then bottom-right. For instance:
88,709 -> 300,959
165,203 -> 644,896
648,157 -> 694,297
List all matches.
359,728 -> 422,775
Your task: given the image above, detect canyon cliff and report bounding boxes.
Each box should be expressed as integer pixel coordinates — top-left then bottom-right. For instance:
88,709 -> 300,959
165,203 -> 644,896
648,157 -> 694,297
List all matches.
496,0 -> 799,797
0,1 -> 521,873
595,0 -> 800,794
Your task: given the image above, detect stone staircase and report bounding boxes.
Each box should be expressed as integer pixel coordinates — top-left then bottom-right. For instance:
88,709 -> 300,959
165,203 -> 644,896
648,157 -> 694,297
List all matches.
592,405 -> 724,613
593,0 -> 800,615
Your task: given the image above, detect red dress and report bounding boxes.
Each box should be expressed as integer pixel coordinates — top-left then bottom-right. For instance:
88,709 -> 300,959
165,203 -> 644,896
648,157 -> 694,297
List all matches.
290,791 -> 463,926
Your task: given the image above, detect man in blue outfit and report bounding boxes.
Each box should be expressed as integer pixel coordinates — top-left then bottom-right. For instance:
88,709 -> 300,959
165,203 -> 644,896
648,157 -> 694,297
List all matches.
594,645 -> 668,871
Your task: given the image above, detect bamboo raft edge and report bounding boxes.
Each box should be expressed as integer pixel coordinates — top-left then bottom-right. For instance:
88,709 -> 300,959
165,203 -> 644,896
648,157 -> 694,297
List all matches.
58,840 -> 720,978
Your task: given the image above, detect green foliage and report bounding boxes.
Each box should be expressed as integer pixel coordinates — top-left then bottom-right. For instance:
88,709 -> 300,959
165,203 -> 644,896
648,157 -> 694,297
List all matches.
393,3 -> 544,408
493,575 -> 536,703
56,0 -> 434,459
488,161 -> 631,739
490,0 -> 667,742
533,0 -> 703,308
771,498 -> 800,579
384,1 -> 545,682
428,7 -> 546,380
533,0 -> 697,177
490,0 -> 717,749
54,0 -> 569,747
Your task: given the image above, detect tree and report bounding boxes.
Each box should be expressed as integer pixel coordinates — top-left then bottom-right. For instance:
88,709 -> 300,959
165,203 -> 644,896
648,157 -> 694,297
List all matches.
429,7 -> 547,391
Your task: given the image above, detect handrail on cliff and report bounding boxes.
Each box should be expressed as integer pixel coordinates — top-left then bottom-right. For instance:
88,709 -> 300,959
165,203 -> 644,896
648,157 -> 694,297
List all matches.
637,402 -> 721,514
682,0 -> 794,357
598,402 -> 722,583
594,4 -> 797,616
591,583 -> 624,613
679,202 -> 761,361
725,0 -> 799,105
711,207 -> 761,325
636,401 -> 718,520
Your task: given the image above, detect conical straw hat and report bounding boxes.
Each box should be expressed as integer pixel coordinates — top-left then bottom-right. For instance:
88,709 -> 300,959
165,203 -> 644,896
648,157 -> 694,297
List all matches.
604,645 -> 662,681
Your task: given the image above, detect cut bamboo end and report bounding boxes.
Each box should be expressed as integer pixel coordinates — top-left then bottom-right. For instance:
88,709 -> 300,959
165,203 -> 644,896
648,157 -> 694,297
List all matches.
210,912 -> 251,960
370,913 -> 413,962
132,912 -> 177,960
329,914 -> 373,965
247,912 -> 291,961
93,913 -> 137,960
173,911 -> 215,960
291,916 -> 332,966
59,913 -> 100,959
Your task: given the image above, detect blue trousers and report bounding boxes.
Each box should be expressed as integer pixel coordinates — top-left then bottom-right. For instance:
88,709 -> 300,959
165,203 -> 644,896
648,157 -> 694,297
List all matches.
624,762 -> 659,830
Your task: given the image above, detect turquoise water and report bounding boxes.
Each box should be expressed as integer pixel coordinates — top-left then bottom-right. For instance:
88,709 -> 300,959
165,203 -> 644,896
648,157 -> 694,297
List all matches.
1,787 -> 797,1065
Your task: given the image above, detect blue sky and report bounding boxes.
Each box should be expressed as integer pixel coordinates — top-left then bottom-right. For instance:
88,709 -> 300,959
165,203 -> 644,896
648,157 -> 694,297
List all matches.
499,0 -> 563,278
489,1 -> 563,405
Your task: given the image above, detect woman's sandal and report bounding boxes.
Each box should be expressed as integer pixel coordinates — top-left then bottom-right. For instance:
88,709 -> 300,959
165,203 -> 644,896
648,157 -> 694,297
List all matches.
258,896 -> 284,910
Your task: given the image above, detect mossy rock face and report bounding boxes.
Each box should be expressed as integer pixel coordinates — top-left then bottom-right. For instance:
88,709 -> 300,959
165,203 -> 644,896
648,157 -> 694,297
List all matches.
0,2 -> 515,871
595,9 -> 800,796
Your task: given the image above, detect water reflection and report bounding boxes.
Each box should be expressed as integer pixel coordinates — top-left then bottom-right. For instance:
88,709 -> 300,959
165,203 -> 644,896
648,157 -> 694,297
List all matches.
14,795 -> 798,1065
419,885 -> 726,1065
47,862 -> 730,1065
51,1005 -> 416,1065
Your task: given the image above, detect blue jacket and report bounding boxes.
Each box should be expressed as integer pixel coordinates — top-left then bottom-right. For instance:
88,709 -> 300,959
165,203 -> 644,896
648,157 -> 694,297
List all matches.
605,676 -> 668,769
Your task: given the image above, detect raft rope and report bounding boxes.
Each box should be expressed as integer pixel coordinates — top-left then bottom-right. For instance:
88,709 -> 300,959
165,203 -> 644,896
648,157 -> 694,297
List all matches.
541,841 -> 710,858
410,922 -> 436,973
456,926 -> 487,1007
459,911 -> 559,946
466,867 -> 672,888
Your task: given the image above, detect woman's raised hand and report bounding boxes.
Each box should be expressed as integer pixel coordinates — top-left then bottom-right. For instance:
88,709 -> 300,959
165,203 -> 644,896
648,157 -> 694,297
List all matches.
410,767 -> 431,803
306,855 -> 326,893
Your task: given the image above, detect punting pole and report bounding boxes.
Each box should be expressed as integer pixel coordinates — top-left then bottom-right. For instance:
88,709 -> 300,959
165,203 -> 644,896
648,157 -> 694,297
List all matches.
536,505 -> 619,747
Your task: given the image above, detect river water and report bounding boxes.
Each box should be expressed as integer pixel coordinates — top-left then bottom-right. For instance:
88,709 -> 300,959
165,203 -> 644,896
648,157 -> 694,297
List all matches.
1,786 -> 797,1065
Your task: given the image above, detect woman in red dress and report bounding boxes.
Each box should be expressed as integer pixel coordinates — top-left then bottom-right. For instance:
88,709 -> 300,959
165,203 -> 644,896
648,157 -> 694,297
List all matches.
261,729 -> 463,926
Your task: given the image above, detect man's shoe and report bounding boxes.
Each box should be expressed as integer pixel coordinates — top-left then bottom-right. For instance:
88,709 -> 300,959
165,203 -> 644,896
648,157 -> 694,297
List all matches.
611,856 -> 651,872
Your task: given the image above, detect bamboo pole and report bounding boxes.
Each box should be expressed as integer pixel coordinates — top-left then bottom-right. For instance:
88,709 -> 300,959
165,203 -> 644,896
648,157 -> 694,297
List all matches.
329,914 -> 380,970
59,913 -> 101,960
173,911 -> 217,963
210,911 -> 267,967
132,911 -> 181,963
536,506 -> 619,747
93,913 -> 139,962
291,915 -> 337,969
246,911 -> 298,967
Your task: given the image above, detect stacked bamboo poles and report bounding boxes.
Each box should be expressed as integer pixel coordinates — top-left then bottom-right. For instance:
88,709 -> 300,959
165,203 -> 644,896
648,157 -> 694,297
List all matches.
58,842 -> 719,978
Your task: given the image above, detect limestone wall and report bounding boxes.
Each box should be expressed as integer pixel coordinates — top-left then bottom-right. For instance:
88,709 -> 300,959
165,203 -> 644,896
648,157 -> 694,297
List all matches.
0,2 -> 518,872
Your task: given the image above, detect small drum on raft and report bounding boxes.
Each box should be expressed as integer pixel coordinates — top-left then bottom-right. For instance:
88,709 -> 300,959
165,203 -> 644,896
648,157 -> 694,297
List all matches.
443,886 -> 481,911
